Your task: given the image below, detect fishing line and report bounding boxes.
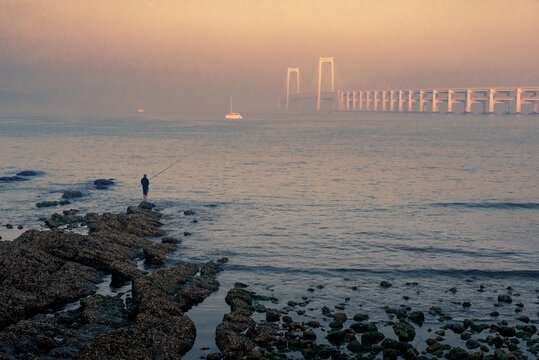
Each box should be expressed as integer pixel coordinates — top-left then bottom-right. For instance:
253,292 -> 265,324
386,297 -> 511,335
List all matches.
137,158 -> 181,187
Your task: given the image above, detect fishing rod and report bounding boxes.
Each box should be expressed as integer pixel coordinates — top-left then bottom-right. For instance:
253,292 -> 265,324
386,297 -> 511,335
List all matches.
137,158 -> 181,187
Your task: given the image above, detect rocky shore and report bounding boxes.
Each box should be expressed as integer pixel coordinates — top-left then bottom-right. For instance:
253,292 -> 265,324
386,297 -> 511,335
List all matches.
0,203 -> 223,359
0,203 -> 537,360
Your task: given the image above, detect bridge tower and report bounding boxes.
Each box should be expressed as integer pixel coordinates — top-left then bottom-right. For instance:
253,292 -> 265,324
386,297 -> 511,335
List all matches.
286,68 -> 300,110
317,57 -> 335,111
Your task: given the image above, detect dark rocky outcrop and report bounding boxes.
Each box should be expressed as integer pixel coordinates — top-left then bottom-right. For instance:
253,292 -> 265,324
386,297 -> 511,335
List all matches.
216,285 -> 257,359
0,205 -> 206,359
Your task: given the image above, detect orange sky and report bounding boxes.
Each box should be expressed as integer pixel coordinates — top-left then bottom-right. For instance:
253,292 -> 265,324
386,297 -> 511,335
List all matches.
1,0 -> 538,114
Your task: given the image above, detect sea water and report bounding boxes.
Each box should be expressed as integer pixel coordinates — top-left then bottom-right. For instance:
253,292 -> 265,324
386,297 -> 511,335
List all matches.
0,112 -> 537,357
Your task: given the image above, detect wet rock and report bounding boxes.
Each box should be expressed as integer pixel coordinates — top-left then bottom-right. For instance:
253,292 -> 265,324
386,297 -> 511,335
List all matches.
88,206 -> 164,237
380,281 -> 392,288
17,225 -> 23,229
36,200 -> 61,208
80,294 -> 130,328
490,311 -> 499,317
497,325 -> 516,337
465,339 -> 480,350
446,347 -> 469,360
393,321 -> 416,342
45,209 -> 87,229
327,330 -> 347,345
17,170 -> 40,176
462,301 -> 471,308
138,201 -> 155,210
184,210 -> 196,215
143,243 -> 171,265
62,191 -> 84,199
516,315 -> 529,323
81,313 -> 195,360
0,176 -> 28,182
321,306 -> 332,317
408,311 -> 424,326
184,231 -> 192,236
329,320 -> 343,329
306,320 -> 320,328
333,312 -> 347,323
266,309 -> 280,322
353,313 -> 369,322
361,331 -> 385,345
445,323 -> 466,334
449,287 -> 457,294
93,179 -> 114,189
162,236 -> 180,244
497,294 -> 512,303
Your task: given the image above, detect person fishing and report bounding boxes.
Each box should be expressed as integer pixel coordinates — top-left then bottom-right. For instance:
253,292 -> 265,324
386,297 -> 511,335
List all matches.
141,174 -> 149,201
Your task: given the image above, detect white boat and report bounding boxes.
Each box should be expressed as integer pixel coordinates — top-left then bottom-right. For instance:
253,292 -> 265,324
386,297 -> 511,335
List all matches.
225,97 -> 243,119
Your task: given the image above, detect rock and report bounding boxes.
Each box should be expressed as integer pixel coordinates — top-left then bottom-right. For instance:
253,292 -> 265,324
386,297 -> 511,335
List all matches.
265,309 -> 280,322
446,323 -> 466,334
80,294 -> 130,328
176,276 -> 220,311
497,294 -> 512,303
408,311 -> 424,326
462,301 -> 471,308
62,191 -> 84,199
184,231 -> 192,236
361,331 -> 385,345
184,210 -> 196,215
333,312 -> 347,323
16,170 -> 40,176
45,210 -> 87,229
5,224 -> 12,229
138,201 -> 155,210
497,325 -> 516,337
393,322 -> 416,342
446,346 -> 469,360
353,313 -> 369,322
380,281 -> 392,288
516,315 -> 529,323
327,330 -> 347,345
490,311 -> 499,317
162,236 -> 180,244
93,179 -> 115,188
0,176 -> 28,182
36,201 -> 60,208
81,313 -> 195,359
143,244 -> 170,265
449,287 -> 457,293
17,225 -> 23,229
306,320 -> 320,328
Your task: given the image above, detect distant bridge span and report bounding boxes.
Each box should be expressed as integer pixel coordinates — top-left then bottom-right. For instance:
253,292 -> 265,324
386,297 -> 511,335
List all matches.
282,57 -> 539,114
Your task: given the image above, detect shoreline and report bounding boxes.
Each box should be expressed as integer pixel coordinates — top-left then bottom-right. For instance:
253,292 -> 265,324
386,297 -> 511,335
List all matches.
0,203 -> 537,359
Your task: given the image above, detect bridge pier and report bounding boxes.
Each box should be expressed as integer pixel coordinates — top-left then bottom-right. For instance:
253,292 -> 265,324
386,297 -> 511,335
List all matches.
515,88 -> 522,113
373,91 -> 379,111
465,89 -> 472,113
407,90 -> 413,112
486,88 -> 495,113
447,89 -> 454,113
359,91 -> 364,111
398,90 -> 403,112
382,91 -> 387,111
432,90 -> 439,112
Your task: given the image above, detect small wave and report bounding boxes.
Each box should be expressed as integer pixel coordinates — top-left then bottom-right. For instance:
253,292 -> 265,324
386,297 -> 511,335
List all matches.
430,202 -> 539,210
226,264 -> 539,280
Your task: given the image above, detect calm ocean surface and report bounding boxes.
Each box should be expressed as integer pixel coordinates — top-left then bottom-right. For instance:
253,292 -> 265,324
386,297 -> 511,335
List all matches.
1,112 -> 537,356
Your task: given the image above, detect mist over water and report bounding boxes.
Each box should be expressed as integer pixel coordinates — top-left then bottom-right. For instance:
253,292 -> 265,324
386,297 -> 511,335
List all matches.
1,112 -> 537,356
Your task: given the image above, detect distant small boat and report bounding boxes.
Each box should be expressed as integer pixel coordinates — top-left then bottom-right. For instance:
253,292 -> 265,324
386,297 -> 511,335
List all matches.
225,97 -> 243,119
137,109 -> 145,113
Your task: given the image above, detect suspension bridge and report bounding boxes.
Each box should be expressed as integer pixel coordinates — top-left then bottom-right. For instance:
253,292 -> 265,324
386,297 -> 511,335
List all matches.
282,57 -> 539,114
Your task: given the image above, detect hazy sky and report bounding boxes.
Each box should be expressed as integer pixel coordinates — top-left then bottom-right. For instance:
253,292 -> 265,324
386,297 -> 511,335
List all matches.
1,0 -> 538,114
